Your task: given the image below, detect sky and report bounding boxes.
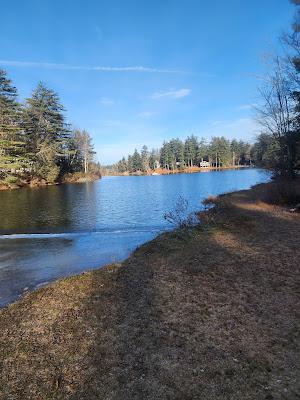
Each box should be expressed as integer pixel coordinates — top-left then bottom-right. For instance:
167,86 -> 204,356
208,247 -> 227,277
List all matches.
0,0 -> 295,164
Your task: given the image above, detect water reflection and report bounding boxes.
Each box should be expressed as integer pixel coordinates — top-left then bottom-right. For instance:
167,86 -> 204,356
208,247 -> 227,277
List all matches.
0,230 -> 158,307
0,169 -> 270,306
0,237 -> 73,307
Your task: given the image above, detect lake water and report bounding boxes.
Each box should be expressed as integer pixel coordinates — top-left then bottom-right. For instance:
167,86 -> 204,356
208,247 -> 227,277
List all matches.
0,168 -> 269,307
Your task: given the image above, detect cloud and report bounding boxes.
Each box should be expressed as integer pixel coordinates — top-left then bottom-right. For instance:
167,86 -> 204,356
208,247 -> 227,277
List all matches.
137,111 -> 155,118
151,88 -> 191,99
100,97 -> 114,106
237,104 -> 252,110
206,118 -> 260,141
236,104 -> 257,111
0,60 -> 182,73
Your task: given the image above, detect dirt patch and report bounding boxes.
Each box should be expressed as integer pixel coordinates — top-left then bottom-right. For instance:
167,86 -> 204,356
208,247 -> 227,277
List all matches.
0,181 -> 299,399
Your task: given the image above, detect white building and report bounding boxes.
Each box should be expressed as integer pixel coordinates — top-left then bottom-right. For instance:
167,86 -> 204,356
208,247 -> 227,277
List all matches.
154,160 -> 160,169
200,161 -> 210,168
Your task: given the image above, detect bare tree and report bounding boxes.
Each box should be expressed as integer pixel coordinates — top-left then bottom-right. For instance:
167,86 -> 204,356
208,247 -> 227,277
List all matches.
255,57 -> 297,177
72,128 -> 95,174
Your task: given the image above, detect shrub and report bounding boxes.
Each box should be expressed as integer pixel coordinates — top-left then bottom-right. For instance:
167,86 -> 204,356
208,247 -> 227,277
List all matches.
202,195 -> 218,210
38,164 -> 60,183
164,196 -> 199,229
263,179 -> 300,206
4,175 -> 18,185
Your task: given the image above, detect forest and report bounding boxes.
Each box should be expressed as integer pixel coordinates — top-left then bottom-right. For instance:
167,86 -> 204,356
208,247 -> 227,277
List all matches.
0,72 -> 100,188
113,136 -> 253,174
110,1 -> 300,178
1,2 -> 300,184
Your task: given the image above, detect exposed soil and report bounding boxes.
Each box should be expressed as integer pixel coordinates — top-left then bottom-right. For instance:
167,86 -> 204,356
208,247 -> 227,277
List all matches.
0,181 -> 299,399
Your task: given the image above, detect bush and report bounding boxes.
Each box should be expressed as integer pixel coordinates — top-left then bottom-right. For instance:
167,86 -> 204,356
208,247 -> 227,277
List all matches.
4,175 -> 18,185
38,164 -> 60,183
164,196 -> 199,229
263,179 -> 300,206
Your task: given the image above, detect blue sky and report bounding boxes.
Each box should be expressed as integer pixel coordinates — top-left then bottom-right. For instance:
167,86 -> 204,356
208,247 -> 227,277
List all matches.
0,0 -> 294,164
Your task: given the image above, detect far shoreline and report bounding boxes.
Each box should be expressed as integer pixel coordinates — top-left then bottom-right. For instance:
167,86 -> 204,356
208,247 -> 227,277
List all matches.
103,164 -> 253,177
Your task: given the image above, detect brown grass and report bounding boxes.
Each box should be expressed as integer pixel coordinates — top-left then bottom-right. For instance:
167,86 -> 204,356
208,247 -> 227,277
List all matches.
258,179 -> 300,206
0,181 -> 299,399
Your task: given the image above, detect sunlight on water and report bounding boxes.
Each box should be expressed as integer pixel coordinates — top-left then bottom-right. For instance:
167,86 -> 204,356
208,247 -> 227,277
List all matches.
0,169 -> 270,306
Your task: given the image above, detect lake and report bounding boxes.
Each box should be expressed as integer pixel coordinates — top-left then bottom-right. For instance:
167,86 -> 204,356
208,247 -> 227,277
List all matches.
0,168 -> 270,307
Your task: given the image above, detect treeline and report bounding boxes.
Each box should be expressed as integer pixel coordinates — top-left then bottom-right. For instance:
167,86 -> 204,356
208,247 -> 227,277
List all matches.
0,69 -> 99,186
252,0 -> 300,178
114,136 -> 252,174
114,1 -> 300,178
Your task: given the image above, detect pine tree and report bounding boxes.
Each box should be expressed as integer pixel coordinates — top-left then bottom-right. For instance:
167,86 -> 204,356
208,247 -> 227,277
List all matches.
168,138 -> 184,169
131,149 -> 143,172
184,135 -> 198,167
0,69 -> 27,176
23,82 -> 70,181
230,139 -> 239,165
209,137 -> 232,167
160,141 -> 172,170
117,157 -> 128,173
149,149 -> 159,170
196,138 -> 208,165
141,145 -> 149,172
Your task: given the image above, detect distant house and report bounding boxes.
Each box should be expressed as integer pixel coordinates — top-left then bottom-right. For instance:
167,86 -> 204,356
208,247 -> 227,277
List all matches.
154,160 -> 160,169
200,161 -> 210,168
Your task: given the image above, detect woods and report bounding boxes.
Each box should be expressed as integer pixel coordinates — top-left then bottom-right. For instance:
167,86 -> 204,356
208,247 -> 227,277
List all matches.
1,1 -> 300,399
110,1 -> 300,178
254,0 -> 300,178
0,71 -> 99,188
2,2 -> 300,183
113,136 -> 252,174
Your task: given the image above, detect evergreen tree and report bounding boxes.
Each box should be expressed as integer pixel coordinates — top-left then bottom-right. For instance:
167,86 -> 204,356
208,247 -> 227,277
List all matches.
160,141 -> 172,170
117,157 -> 128,173
184,135 -> 198,166
169,138 -> 184,169
131,149 -> 143,172
127,155 -> 133,173
149,149 -> 159,170
23,82 -> 70,181
141,145 -> 149,172
0,69 -> 27,175
209,137 -> 232,167
114,136 -> 253,173
196,138 -> 208,164
238,141 -> 252,165
252,133 -> 281,171
230,139 -> 240,165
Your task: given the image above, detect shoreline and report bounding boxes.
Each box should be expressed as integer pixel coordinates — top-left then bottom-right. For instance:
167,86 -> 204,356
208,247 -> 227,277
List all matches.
103,164 -> 252,177
0,172 -> 101,191
0,180 -> 299,399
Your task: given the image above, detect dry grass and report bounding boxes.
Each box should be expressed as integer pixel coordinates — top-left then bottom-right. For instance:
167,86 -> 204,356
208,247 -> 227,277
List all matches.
258,179 -> 300,206
0,181 -> 299,399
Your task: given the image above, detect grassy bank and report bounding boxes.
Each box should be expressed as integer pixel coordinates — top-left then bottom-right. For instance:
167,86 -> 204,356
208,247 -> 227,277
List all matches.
0,181 -> 299,399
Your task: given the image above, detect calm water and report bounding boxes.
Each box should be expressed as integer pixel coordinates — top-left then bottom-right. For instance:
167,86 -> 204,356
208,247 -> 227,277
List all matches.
0,168 -> 269,307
